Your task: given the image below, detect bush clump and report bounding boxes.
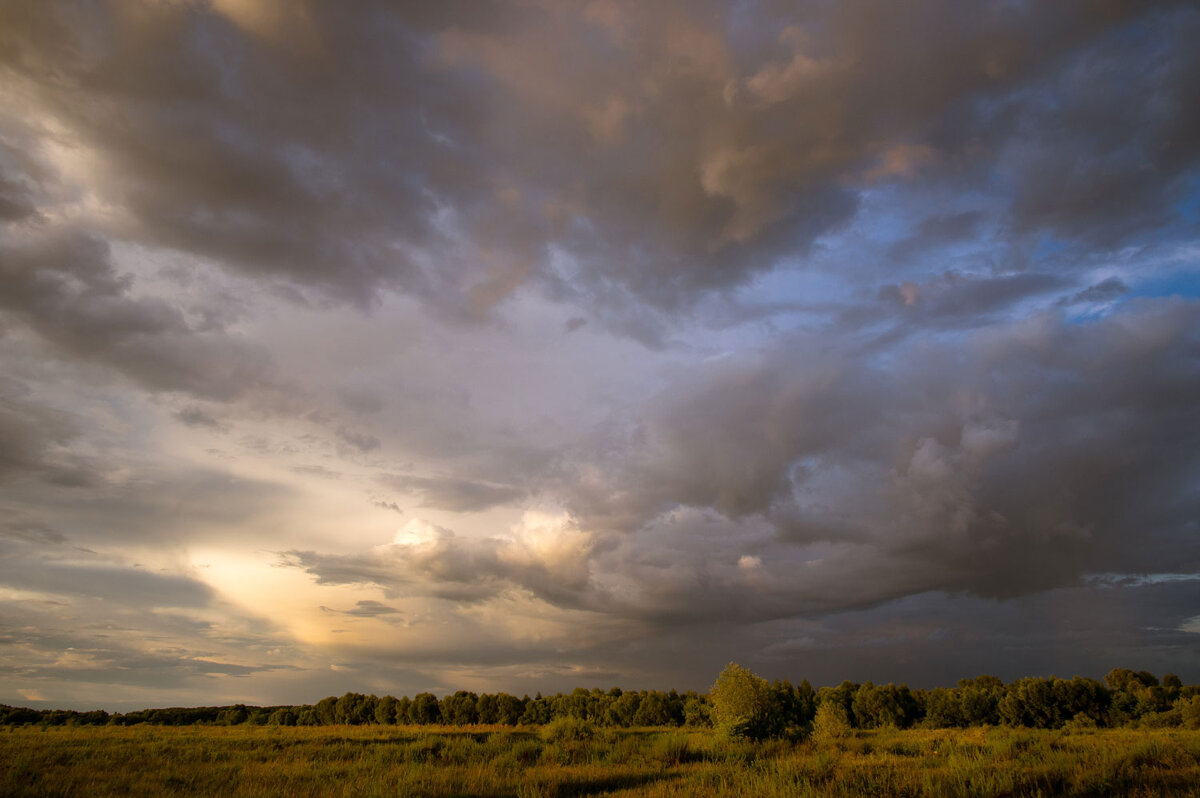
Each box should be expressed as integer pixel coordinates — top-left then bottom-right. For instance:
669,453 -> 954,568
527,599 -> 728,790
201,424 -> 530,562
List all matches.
540,716 -> 596,744
811,701 -> 852,742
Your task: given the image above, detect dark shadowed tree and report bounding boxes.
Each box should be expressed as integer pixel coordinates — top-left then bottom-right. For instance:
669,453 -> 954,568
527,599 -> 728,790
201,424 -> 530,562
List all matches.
518,694 -> 550,725
817,681 -> 860,727
314,696 -> 337,725
395,696 -> 412,724
441,691 -> 479,725
852,682 -> 917,729
495,693 -> 524,725
607,691 -> 641,727
411,692 -> 441,725
333,693 -> 376,725
375,695 -> 398,725
959,675 -> 1003,726
476,693 -> 499,724
633,691 -> 673,726
794,679 -> 817,727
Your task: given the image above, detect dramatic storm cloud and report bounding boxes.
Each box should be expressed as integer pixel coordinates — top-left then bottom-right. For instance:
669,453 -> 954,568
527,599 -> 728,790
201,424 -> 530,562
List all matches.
1,0 -> 1198,709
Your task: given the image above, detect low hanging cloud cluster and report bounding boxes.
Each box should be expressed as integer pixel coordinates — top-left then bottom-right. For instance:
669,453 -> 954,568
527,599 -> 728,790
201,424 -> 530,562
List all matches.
285,513 -> 597,608
287,300 -> 1200,628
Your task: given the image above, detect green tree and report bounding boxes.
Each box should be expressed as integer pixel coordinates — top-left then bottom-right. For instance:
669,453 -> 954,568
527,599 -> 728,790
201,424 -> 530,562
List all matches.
999,677 -> 1062,728
1054,677 -> 1108,726
314,696 -> 337,725
958,676 -> 1003,726
683,693 -> 711,727
518,694 -> 550,725
333,693 -> 376,725
633,691 -> 673,726
923,688 -> 964,727
495,693 -> 524,725
1106,667 -> 1157,692
708,662 -> 785,740
411,692 -> 441,724
375,695 -> 398,725
852,682 -> 917,729
476,693 -> 499,724
395,696 -> 412,724
269,708 -> 298,726
794,679 -> 817,726
1179,695 -> 1200,730
811,699 -> 852,741
441,691 -> 479,725
607,691 -> 641,727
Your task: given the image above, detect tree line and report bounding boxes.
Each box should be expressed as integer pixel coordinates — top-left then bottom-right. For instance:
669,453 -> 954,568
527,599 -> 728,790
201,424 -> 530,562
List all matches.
3,666 -> 1198,733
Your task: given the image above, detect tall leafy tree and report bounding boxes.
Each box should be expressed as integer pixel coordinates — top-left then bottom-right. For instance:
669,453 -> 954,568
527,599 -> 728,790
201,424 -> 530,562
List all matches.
411,693 -> 441,725
709,662 -> 786,739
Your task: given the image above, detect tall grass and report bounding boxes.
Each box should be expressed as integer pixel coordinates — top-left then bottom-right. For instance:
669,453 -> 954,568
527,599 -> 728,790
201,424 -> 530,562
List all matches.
2,724 -> 1198,796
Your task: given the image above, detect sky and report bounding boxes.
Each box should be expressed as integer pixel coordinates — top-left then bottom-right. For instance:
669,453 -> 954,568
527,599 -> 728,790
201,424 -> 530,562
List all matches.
1,0 -> 1199,712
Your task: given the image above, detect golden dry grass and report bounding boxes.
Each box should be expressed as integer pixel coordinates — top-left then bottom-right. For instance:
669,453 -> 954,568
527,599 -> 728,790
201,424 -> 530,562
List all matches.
3,724 -> 1199,796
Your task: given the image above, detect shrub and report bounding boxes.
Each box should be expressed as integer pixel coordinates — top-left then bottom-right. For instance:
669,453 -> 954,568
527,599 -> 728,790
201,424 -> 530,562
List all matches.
1179,696 -> 1200,730
811,701 -> 852,742
1062,713 -> 1098,734
540,716 -> 596,744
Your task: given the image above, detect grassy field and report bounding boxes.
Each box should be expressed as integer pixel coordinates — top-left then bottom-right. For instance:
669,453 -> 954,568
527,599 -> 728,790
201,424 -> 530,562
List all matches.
3,724 -> 1199,797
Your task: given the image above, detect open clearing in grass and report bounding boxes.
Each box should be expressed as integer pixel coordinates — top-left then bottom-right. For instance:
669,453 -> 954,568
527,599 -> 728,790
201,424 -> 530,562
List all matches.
4,725 -> 1200,797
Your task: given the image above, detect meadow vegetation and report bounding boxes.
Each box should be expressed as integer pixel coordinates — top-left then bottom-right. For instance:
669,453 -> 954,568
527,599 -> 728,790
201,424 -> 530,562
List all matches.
3,723 -> 1200,796
4,665 -> 1200,796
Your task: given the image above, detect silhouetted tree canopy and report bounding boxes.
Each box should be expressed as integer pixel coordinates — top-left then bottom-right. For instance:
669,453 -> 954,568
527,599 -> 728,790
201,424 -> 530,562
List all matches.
3,665 -> 1196,731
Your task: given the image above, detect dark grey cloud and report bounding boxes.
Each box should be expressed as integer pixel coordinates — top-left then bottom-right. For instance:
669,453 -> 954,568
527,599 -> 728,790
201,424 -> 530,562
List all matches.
0,462 -> 301,556
0,513 -> 66,546
174,406 -> 224,429
1003,7 -> 1200,245
552,301 -> 1200,618
0,172 -> 38,222
280,301 -> 1200,634
702,577 -> 1200,689
2,1 -> 1193,327
0,549 -> 214,608
555,575 -> 1200,691
888,211 -> 986,261
0,378 -> 80,482
0,229 -> 276,401
0,1 -> 543,319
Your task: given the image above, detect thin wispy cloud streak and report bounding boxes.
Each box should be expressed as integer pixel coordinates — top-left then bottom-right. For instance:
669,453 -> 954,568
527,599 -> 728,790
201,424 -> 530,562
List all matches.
0,0 -> 1198,709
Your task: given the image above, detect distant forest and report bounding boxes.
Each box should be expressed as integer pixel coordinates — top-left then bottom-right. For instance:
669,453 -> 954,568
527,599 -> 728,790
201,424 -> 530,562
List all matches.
5,667 -> 1199,732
